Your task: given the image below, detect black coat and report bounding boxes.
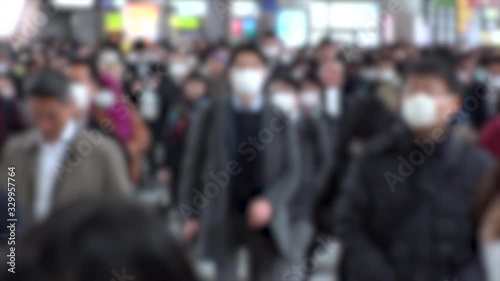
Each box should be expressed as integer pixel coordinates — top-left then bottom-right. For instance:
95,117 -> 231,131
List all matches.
334,126 -> 497,281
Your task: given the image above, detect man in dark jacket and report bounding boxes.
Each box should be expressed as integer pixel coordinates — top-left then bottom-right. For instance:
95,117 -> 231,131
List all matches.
335,57 -> 498,281
178,44 -> 300,281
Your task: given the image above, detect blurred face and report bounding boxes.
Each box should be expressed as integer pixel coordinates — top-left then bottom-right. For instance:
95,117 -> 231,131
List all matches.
67,64 -> 96,97
28,97 -> 74,142
230,51 -> 268,99
318,60 -> 345,87
0,77 -> 15,99
401,75 -> 460,131
183,79 -> 206,101
205,57 -> 225,77
269,81 -> 297,114
299,81 -> 322,113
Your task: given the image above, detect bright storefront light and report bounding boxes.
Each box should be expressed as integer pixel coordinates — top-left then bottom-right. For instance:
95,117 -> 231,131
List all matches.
0,0 -> 27,38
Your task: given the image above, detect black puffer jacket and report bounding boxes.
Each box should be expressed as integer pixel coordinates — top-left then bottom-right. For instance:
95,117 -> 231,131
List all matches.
335,126 -> 497,281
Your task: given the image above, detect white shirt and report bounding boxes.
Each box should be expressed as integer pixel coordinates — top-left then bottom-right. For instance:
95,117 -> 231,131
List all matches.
34,121 -> 77,222
325,87 -> 342,118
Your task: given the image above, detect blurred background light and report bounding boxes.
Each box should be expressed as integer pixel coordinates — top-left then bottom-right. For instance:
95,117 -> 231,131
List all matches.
0,0 -> 27,38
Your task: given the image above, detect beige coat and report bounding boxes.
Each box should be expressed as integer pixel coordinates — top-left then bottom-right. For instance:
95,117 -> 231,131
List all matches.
0,128 -> 133,224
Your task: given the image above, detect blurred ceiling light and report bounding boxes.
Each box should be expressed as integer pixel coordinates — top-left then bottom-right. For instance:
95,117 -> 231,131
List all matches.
0,0 -> 27,38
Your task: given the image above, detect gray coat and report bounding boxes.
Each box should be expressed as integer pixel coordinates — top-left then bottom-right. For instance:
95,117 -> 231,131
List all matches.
0,128 -> 134,224
178,99 -> 301,261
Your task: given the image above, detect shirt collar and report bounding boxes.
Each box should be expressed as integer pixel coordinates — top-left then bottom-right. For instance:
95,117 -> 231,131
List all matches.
231,94 -> 264,112
38,120 -> 78,145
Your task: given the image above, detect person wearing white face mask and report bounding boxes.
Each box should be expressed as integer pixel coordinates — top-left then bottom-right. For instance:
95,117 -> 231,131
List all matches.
287,75 -> 335,271
178,44 -> 300,281
268,75 -> 299,121
335,57 -> 498,281
318,59 -> 346,119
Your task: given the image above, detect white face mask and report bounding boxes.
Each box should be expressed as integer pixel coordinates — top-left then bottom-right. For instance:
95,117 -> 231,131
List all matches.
379,68 -> 397,83
300,91 -> 321,108
401,93 -> 439,129
0,62 -> 9,75
280,53 -> 294,65
457,70 -> 469,83
325,87 -> 342,117
262,45 -> 280,60
230,68 -> 267,97
70,83 -> 91,110
169,63 -> 189,79
271,92 -> 297,113
139,90 -> 160,121
489,75 -> 500,89
94,89 -> 116,109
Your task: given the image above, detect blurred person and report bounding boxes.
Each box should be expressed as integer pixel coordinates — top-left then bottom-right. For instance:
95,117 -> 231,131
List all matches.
178,44 -> 300,281
479,114 -> 500,160
0,52 -> 12,76
313,38 -> 339,66
66,58 -> 99,127
201,48 -> 229,101
157,73 -> 208,201
483,57 -> 500,121
0,70 -> 133,224
1,200 -> 198,281
48,50 -> 69,72
459,53 -> 491,130
373,52 -> 402,114
335,57 -> 498,281
260,31 -> 283,65
167,51 -> 193,86
93,74 -> 151,184
0,75 -> 26,151
287,75 -> 333,268
268,73 -> 300,121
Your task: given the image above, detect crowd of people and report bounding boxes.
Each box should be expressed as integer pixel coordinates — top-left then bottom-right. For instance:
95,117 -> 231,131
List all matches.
0,32 -> 500,281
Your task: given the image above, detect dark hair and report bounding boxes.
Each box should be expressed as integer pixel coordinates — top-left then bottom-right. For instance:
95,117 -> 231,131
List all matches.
26,69 -> 71,102
404,56 -> 459,94
2,200 -> 198,281
183,73 -> 206,88
301,72 -> 323,91
269,71 -> 299,91
229,43 -> 267,66
69,56 -> 100,82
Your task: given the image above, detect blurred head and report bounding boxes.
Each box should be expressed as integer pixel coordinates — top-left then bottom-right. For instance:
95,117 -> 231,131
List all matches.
27,70 -> 74,142
376,53 -> 398,83
202,50 -> 226,78
487,56 -> 500,89
318,59 -> 345,88
299,75 -> 323,115
260,31 -> 282,61
229,44 -> 269,102
0,54 -> 11,75
182,73 -> 207,102
168,52 -> 191,82
401,57 -> 460,133
268,74 -> 299,115
4,200 -> 198,281
455,53 -> 477,85
67,58 -> 99,118
314,39 -> 339,62
96,49 -> 124,83
0,75 -> 16,100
